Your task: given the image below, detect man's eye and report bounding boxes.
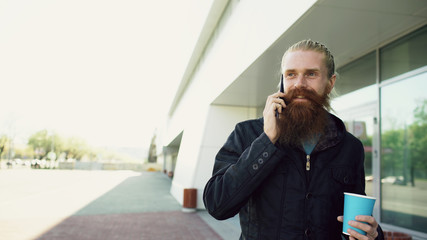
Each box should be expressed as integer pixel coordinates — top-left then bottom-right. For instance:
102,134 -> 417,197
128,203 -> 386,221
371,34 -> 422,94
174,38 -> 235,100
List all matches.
287,73 -> 295,77
307,72 -> 316,77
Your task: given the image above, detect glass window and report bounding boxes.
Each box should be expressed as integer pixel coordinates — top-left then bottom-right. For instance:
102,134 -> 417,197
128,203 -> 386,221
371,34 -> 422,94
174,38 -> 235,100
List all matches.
332,88 -> 377,197
342,114 -> 376,197
380,71 -> 427,233
334,52 -> 377,197
336,52 -> 376,96
380,26 -> 427,81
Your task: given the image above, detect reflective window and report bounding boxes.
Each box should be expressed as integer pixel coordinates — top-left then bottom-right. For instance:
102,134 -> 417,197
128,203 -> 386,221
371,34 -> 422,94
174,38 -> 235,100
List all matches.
380,71 -> 427,233
380,26 -> 427,81
333,88 -> 377,197
334,52 -> 377,197
336,52 -> 376,96
342,114 -> 375,197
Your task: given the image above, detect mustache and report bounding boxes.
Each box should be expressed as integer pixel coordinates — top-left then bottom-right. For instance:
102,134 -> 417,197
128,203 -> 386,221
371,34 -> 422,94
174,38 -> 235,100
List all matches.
284,87 -> 330,110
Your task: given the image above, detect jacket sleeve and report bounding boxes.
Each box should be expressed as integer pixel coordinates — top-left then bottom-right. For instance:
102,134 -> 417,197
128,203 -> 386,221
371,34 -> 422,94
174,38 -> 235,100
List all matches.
203,122 -> 287,220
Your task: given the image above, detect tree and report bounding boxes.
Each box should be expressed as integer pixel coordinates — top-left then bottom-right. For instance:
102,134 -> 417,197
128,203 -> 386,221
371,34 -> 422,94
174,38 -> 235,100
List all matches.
408,99 -> 427,179
381,128 -> 404,178
0,135 -> 9,160
27,130 -> 62,160
26,129 -> 139,163
62,137 -> 90,160
13,145 -> 35,159
381,99 -> 427,186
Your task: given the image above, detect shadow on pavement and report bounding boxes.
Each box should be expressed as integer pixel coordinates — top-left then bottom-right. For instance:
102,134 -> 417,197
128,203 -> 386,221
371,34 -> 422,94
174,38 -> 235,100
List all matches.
35,172 -> 222,240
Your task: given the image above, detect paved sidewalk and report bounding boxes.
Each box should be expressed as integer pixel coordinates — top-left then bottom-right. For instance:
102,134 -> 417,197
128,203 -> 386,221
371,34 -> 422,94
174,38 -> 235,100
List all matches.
0,169 -> 239,240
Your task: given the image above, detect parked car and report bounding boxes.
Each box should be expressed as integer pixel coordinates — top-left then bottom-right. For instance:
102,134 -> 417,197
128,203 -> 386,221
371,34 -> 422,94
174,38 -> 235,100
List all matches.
31,159 -> 42,169
381,176 -> 405,185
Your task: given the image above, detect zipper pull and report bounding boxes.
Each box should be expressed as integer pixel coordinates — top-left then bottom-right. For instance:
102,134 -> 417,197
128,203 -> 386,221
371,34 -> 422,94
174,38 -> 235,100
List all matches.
306,155 -> 310,171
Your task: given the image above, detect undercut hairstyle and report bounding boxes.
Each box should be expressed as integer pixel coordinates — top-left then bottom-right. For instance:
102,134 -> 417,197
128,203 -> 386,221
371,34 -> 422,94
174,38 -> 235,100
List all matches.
282,39 -> 336,79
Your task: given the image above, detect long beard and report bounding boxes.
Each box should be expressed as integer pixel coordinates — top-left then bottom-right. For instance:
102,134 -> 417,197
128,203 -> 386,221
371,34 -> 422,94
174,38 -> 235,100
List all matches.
278,87 -> 330,147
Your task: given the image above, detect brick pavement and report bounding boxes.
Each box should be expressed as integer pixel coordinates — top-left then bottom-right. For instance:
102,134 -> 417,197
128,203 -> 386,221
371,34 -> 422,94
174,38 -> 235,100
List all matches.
33,171 -> 223,240
1,170 -> 225,240
36,211 -> 222,240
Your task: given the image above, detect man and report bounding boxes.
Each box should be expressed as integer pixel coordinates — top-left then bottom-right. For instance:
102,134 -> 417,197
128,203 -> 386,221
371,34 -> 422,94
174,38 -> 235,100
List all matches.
203,40 -> 384,240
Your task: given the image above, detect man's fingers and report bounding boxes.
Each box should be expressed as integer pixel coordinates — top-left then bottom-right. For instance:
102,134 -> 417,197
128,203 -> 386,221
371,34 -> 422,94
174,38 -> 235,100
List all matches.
349,221 -> 372,234
266,93 -> 287,115
275,103 -> 282,113
369,230 -> 379,239
268,92 -> 286,101
268,96 -> 286,110
355,216 -> 378,227
347,228 -> 370,240
265,102 -> 282,115
273,92 -> 286,97
340,215 -> 378,240
274,98 -> 286,107
348,219 -> 378,239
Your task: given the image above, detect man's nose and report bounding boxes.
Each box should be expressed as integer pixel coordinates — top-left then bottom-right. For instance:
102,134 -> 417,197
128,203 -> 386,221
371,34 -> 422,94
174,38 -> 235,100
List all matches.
294,74 -> 307,88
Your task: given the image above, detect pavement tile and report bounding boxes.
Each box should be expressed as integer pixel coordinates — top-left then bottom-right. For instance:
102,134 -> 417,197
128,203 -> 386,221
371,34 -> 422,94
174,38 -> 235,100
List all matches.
27,171 -> 224,240
36,211 -> 222,240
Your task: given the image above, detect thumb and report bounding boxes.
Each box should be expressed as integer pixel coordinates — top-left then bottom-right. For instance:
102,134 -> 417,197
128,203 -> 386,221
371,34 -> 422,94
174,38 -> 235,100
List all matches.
337,216 -> 343,222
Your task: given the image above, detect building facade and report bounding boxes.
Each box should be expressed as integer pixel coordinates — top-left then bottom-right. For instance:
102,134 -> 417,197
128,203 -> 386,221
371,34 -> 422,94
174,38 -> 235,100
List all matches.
157,0 -> 427,238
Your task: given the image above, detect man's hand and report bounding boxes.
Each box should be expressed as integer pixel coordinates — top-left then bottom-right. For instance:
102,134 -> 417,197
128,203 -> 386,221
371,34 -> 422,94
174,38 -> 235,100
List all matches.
337,215 -> 379,240
263,92 -> 286,144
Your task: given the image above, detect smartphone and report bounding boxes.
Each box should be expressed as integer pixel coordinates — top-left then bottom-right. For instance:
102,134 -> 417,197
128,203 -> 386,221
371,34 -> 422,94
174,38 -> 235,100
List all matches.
280,74 -> 284,94
275,75 -> 285,118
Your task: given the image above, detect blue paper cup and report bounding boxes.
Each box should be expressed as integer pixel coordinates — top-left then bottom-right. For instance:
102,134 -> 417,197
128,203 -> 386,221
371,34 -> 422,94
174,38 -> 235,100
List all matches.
342,192 -> 376,236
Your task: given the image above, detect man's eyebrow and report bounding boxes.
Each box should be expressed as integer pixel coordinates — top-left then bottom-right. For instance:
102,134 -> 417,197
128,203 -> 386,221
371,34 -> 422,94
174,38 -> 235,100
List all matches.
284,68 -> 320,72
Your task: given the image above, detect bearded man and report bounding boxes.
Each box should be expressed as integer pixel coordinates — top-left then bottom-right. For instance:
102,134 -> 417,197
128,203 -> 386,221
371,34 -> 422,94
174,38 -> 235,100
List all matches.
203,40 -> 384,240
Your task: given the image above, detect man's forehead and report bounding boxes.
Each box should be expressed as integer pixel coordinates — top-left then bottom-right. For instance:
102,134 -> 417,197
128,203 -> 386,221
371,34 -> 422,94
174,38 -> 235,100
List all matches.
282,50 -> 327,71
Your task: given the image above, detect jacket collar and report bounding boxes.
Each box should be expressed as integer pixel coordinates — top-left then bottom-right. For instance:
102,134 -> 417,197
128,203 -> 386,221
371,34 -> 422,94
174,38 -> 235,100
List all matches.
313,113 -> 345,153
259,113 -> 346,153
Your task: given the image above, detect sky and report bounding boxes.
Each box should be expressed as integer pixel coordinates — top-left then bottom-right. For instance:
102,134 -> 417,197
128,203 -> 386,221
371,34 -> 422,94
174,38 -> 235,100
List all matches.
0,0 -> 193,149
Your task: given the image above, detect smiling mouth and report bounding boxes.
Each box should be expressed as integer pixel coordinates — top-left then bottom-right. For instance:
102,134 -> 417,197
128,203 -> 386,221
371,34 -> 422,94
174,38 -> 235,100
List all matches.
293,96 -> 308,102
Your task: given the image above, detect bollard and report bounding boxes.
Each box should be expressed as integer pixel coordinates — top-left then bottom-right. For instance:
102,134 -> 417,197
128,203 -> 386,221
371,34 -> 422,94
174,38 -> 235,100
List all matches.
383,231 -> 412,240
182,188 -> 197,212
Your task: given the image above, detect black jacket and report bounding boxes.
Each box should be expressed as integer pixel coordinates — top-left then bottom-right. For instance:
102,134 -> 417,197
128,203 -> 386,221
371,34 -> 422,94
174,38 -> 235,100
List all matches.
203,114 -> 384,240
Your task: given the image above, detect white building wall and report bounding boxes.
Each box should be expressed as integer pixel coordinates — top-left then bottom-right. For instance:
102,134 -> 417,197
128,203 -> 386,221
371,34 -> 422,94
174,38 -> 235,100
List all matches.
169,105 -> 209,204
167,0 -> 317,208
155,0 -> 215,154
194,0 -> 317,106
193,105 -> 257,208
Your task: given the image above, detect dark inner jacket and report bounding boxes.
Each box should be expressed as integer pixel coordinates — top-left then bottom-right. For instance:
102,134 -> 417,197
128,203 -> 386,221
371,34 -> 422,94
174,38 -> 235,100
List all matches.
203,114 -> 384,240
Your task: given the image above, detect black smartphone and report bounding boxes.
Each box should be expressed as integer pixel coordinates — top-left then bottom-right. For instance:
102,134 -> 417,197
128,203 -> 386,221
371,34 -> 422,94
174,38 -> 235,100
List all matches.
275,75 -> 285,118
280,74 -> 284,94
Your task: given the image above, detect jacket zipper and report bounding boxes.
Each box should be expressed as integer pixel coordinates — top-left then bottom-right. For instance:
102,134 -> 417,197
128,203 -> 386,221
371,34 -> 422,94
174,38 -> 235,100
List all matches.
304,154 -> 311,239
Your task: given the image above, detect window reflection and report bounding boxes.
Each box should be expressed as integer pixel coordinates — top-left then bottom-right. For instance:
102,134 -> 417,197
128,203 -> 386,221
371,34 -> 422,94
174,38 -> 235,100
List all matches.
380,26 -> 427,81
334,50 -> 376,197
344,118 -> 374,197
380,71 -> 427,233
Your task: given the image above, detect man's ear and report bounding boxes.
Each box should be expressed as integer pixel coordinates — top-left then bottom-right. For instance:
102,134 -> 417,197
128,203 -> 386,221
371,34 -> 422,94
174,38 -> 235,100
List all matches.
327,74 -> 336,94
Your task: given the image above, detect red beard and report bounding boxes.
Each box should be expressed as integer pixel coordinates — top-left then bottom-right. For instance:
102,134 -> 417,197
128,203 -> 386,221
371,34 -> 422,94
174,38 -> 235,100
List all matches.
278,87 -> 330,146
